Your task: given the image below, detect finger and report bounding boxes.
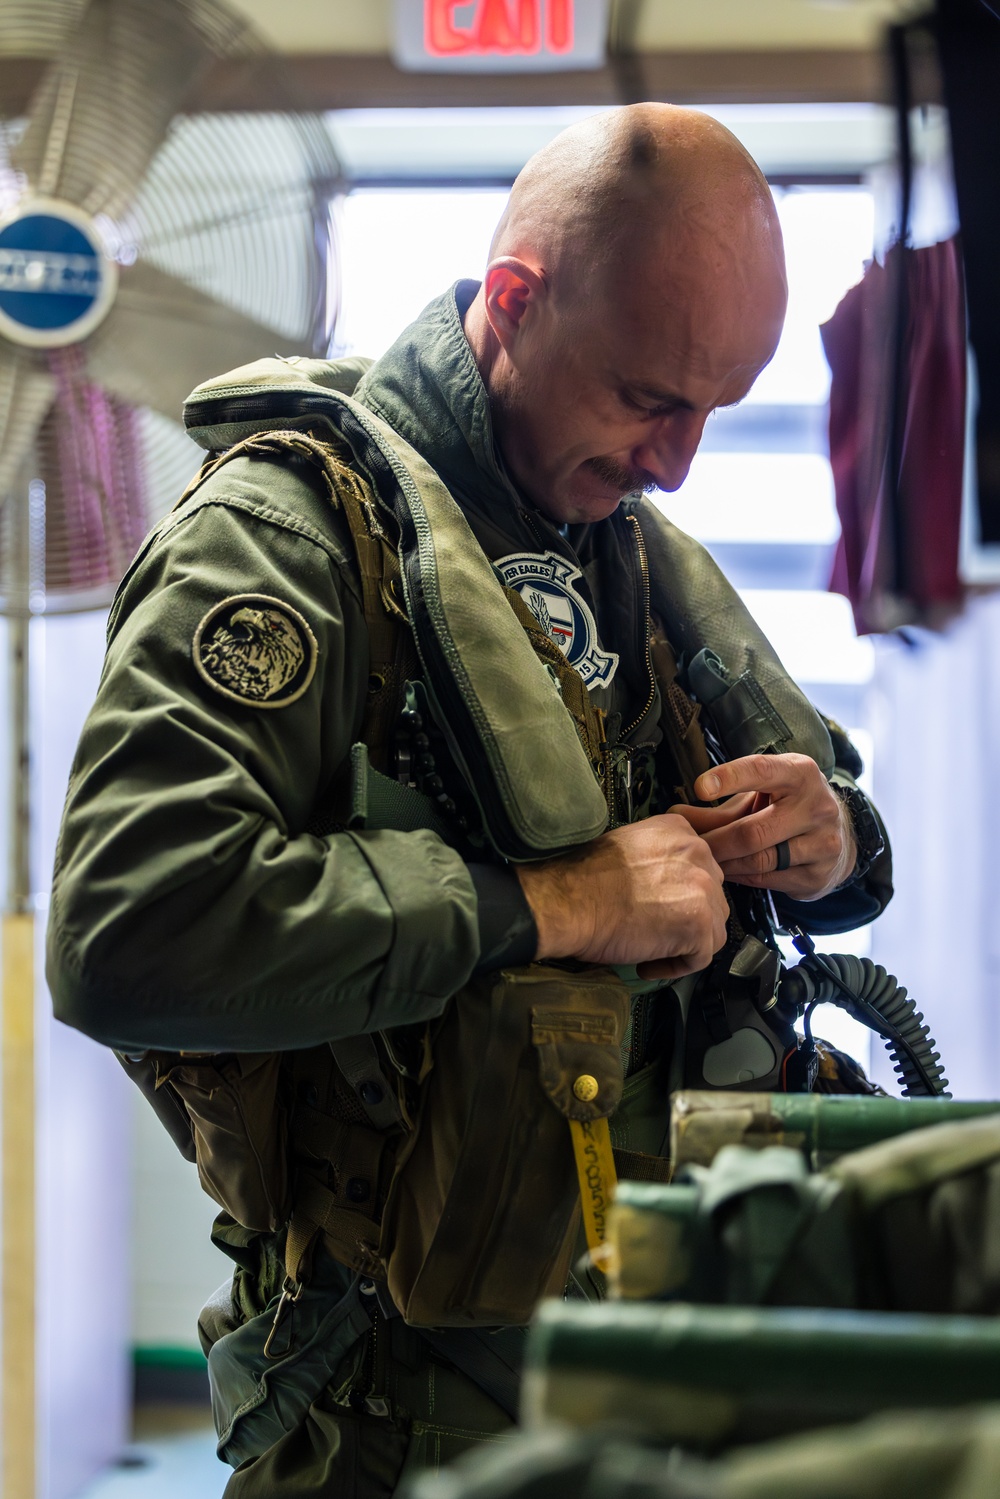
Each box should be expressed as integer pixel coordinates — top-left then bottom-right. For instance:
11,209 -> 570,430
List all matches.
723,866 -> 830,899
719,833 -> 812,882
668,795 -> 756,834
695,752 -> 817,804
701,805 -> 809,865
638,909 -> 729,981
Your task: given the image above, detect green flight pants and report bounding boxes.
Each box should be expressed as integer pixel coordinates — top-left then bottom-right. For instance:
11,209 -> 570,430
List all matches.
222,1314 -> 514,1499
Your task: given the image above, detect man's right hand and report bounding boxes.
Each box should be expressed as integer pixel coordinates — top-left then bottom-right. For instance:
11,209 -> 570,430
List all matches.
515,813 -> 729,981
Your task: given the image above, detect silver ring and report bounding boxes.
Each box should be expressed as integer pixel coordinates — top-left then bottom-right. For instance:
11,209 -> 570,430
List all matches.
774,840 -> 791,872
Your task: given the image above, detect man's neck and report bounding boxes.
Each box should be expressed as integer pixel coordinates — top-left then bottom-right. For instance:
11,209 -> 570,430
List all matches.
461,286 -> 501,391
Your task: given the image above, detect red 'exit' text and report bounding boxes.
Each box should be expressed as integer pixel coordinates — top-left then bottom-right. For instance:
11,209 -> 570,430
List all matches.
425,0 -> 575,57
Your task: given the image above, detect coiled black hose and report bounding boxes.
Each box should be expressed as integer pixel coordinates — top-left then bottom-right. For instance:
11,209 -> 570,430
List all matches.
780,951 -> 950,1098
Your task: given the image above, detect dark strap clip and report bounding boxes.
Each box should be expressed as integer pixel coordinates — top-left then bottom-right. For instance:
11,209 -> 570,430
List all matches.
263,1274 -> 305,1361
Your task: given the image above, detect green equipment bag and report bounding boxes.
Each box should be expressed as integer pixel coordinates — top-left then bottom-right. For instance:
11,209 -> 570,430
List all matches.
606,1113 -> 1000,1315
402,1410 -> 1000,1499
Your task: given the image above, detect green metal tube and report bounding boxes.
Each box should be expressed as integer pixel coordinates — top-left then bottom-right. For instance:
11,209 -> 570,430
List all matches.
766,1095 -> 1000,1155
670,1091 -> 1000,1171
525,1301 -> 1000,1447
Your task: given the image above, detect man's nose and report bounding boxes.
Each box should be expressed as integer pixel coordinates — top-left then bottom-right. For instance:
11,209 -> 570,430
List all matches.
632,410 -> 710,493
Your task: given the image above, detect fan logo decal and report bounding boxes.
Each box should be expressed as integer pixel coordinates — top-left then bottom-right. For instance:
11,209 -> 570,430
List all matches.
0,198 -> 117,349
194,595 -> 318,710
496,550 -> 618,687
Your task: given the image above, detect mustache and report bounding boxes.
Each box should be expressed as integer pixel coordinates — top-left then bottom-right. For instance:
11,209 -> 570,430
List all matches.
584,456 -> 659,496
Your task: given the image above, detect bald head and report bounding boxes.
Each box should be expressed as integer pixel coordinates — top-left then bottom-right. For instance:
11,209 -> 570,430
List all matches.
463,104 -> 787,525
490,104 -> 782,308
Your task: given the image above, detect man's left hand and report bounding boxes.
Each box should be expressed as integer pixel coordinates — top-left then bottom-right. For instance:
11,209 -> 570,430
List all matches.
669,753 -> 857,901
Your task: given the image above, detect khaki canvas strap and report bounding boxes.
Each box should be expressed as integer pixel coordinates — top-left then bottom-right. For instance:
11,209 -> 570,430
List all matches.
503,585 -> 610,798
296,1176 -> 383,1278
173,427 -> 417,772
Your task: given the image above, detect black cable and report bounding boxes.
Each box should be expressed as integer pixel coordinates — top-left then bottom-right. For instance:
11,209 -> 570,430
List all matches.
788,927 -> 947,1097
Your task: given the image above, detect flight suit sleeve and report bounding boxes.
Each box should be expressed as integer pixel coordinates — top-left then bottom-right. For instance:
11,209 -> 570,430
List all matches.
45,465 -> 481,1054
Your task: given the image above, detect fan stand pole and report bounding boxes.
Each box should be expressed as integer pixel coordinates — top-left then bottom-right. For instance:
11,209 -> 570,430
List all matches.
3,478 -> 35,1499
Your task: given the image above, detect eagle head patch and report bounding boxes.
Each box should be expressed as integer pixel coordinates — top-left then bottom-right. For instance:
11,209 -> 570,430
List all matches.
193,594 -> 317,709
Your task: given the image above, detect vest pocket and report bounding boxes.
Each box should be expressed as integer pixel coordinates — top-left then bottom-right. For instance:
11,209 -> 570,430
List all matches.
379,965 -> 630,1328
153,1052 -> 290,1233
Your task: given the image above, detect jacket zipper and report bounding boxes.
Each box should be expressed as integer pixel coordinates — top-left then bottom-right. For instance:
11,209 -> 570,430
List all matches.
620,513 -> 656,742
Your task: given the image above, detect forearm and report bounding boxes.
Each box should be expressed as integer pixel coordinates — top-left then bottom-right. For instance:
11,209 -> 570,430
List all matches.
48,819 -> 480,1052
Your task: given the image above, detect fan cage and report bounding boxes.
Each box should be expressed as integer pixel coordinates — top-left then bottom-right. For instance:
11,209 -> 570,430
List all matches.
0,0 -> 346,614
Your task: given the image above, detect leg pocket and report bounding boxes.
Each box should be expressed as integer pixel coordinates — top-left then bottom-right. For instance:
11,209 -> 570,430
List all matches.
223,1402 -> 410,1499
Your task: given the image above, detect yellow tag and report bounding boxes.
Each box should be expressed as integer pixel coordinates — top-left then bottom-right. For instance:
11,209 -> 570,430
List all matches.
569,1116 -> 619,1251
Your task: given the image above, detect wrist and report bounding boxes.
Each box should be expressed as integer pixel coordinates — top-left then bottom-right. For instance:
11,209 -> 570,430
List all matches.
515,857 -> 590,961
830,782 -> 885,886
837,799 -> 859,885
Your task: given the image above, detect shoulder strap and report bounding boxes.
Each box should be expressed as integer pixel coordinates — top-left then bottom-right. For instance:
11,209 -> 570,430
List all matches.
175,426 -> 417,773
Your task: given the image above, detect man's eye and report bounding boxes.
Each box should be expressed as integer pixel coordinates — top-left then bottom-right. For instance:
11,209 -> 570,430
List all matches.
623,392 -> 660,415
622,391 -> 675,418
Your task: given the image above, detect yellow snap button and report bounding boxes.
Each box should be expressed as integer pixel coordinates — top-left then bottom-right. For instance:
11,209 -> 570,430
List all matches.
573,1074 -> 599,1103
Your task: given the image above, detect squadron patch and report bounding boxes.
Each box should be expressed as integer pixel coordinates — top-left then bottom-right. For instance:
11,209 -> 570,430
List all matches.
193,594 -> 317,709
496,550 -> 619,688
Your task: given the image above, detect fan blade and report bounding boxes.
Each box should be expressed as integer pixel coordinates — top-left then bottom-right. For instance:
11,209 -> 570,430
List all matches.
85,259 -> 302,422
40,351 -> 156,601
11,0 -> 237,221
0,349 -> 55,497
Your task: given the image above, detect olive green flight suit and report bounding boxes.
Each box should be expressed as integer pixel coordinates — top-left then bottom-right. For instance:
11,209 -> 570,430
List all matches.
46,280 -> 892,1496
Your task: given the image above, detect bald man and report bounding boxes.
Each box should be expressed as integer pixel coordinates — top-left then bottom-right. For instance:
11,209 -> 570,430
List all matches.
48,106 -> 891,1498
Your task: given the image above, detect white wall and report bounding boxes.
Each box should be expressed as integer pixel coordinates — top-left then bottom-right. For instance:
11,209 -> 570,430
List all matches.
131,1091 -> 229,1353
869,597 -> 1000,1100
38,609 -> 225,1365
35,612 -> 133,1498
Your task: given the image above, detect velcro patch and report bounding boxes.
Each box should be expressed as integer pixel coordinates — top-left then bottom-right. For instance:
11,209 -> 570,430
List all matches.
193,594 -> 317,709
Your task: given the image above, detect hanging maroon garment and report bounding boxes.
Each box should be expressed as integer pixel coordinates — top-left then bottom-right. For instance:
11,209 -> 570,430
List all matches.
821,237 -> 967,634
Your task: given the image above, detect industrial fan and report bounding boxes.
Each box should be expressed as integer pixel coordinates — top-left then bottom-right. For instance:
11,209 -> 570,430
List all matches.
0,3 -> 344,1492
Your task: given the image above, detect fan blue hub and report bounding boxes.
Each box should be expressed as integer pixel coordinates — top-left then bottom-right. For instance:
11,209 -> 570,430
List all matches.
0,198 -> 118,349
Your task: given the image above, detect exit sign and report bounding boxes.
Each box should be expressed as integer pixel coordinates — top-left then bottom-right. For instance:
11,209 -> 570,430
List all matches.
394,0 -> 608,72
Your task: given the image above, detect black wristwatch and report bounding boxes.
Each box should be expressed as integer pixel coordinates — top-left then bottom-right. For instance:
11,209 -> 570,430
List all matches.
831,782 -> 886,884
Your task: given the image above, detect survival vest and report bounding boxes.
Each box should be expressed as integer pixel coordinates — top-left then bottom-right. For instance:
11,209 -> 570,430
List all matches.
120,357 -> 839,1329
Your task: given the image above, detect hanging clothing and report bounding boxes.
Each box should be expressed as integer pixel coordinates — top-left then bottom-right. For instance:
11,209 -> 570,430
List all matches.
821,237 -> 967,635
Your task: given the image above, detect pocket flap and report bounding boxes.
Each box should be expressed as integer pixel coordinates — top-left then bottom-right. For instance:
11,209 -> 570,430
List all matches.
531,978 -> 629,1122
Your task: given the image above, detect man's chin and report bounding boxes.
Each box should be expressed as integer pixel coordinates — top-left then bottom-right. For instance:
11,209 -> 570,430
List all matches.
558,484 -> 630,524
529,477 -> 629,526
569,497 -> 626,524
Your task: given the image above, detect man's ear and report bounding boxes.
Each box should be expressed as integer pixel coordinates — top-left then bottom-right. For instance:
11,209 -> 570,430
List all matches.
483,257 -> 547,354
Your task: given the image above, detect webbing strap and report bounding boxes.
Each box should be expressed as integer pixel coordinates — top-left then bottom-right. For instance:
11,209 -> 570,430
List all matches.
613,1147 -> 672,1185
345,743 -> 456,842
569,1117 -> 619,1252
284,1211 -> 320,1287
329,1034 -> 403,1131
295,1177 -> 383,1278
